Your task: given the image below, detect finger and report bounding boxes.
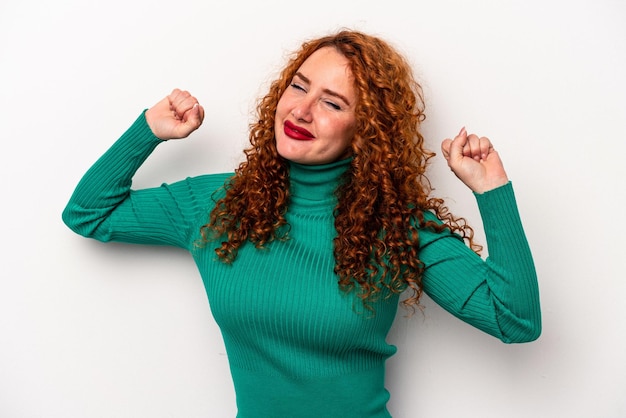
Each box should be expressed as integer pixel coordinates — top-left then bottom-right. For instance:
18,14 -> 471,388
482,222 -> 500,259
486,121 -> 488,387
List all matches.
478,136 -> 493,160
169,89 -> 196,118
464,134 -> 476,159
465,135 -> 494,161
168,88 -> 184,109
169,88 -> 189,106
464,134 -> 485,161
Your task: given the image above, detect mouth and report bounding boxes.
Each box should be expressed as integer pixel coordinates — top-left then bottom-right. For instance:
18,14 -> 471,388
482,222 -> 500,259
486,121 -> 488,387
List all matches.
284,120 -> 314,140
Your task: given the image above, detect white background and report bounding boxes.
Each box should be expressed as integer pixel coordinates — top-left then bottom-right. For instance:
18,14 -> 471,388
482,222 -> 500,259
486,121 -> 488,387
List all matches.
1,0 -> 624,417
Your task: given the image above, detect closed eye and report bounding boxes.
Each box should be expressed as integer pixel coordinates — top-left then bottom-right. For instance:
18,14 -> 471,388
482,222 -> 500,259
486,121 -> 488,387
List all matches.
290,82 -> 306,92
324,100 -> 341,110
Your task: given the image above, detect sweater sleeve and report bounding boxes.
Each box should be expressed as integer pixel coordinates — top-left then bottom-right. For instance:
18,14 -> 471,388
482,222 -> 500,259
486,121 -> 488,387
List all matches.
62,112 -> 225,250
418,182 -> 541,343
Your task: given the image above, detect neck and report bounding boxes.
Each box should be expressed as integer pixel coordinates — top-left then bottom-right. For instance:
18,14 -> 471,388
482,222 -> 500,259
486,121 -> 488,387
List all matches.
288,158 -> 351,208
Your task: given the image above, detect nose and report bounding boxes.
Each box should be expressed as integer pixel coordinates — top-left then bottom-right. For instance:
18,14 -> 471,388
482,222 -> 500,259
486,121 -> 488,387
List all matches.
291,97 -> 313,122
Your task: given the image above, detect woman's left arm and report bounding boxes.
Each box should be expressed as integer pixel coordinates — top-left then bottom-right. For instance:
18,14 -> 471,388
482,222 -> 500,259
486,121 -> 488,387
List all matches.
419,183 -> 541,343
418,128 -> 541,343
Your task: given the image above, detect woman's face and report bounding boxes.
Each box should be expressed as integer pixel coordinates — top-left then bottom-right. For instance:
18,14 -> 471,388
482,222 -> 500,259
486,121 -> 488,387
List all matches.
275,47 -> 357,165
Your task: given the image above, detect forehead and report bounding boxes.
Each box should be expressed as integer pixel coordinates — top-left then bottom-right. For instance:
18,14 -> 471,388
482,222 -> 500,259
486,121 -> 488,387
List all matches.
302,47 -> 351,75
298,47 -> 355,95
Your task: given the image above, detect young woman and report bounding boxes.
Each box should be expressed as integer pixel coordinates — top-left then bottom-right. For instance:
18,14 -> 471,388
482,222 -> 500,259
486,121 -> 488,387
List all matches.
63,29 -> 541,417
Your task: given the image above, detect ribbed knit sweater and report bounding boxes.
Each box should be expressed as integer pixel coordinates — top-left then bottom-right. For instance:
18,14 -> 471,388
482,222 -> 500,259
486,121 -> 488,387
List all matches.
62,112 -> 541,417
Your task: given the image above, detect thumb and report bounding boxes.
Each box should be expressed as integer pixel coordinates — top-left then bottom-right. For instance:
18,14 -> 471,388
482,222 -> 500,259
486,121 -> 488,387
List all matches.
441,138 -> 452,160
184,103 -> 204,129
450,127 -> 468,160
442,127 -> 467,162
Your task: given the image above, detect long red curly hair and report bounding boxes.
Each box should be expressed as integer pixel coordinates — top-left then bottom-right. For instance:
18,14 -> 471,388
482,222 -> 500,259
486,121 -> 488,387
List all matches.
200,29 -> 480,309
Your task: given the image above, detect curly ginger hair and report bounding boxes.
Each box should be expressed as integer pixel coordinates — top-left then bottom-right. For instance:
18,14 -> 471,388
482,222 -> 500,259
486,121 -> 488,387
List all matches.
200,29 -> 480,309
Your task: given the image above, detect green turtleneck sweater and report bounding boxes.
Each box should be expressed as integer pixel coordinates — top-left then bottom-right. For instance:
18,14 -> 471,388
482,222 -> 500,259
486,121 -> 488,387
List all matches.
62,112 -> 541,417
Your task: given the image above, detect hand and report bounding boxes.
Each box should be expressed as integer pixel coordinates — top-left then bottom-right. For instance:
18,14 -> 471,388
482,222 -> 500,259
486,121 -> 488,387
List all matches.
145,89 -> 205,140
441,127 -> 509,193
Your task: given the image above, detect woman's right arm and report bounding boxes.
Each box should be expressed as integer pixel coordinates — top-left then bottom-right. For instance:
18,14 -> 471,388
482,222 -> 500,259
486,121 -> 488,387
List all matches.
62,90 -> 207,247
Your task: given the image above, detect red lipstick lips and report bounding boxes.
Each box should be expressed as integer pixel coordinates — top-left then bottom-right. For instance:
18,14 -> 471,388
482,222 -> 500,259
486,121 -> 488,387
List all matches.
284,120 -> 314,140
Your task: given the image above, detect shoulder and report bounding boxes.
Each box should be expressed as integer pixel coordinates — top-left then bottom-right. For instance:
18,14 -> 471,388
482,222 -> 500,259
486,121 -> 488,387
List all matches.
415,209 -> 464,248
168,172 -> 235,198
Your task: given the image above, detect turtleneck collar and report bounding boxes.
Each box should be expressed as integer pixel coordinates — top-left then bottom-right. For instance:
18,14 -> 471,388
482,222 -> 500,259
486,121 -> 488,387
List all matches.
288,157 -> 352,207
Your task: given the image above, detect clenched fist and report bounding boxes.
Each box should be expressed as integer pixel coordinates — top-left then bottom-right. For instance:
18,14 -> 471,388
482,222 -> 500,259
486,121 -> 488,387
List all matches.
145,89 -> 205,140
441,127 -> 509,193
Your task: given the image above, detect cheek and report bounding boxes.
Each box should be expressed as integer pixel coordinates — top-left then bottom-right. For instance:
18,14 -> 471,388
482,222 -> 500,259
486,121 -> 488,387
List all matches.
274,102 -> 287,136
337,121 -> 356,148
275,93 -> 291,120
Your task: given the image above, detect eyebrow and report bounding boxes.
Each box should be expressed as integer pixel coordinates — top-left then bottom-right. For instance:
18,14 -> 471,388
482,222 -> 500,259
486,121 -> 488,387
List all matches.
294,72 -> 352,107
